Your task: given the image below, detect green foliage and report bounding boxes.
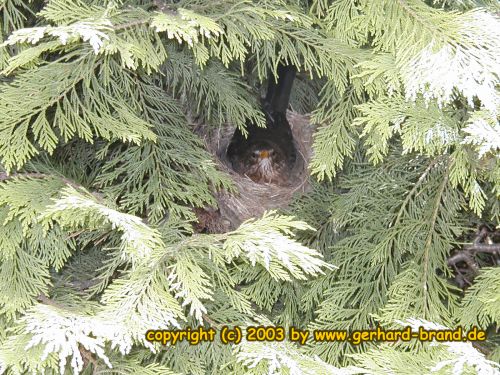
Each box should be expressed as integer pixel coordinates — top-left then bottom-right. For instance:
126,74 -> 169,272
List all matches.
233,338 -> 356,375
352,319 -> 500,374
161,47 -> 265,131
0,0 -> 499,374
0,56 -> 157,171
0,176 -> 74,319
92,67 -> 233,223
310,86 -> 362,180
303,153 -> 468,364
459,267 -> 500,328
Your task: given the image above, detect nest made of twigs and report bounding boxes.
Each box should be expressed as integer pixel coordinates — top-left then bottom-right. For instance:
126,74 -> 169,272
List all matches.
194,111 -> 315,230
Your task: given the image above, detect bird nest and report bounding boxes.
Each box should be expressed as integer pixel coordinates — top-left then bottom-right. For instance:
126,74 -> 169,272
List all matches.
195,112 -> 315,230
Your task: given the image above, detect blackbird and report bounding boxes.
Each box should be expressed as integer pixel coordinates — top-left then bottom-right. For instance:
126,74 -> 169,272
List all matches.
227,64 -> 297,185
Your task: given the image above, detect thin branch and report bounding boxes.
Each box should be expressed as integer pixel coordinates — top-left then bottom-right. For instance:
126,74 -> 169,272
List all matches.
37,293 -> 65,309
391,157 -> 439,227
422,159 -> 450,317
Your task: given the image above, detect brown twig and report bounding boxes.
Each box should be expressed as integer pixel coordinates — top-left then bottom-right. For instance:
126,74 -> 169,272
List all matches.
447,226 -> 500,288
79,346 -> 98,375
37,293 -> 65,309
202,313 -> 224,330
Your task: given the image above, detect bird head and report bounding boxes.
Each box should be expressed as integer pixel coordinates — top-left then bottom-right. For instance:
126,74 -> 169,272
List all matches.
251,148 -> 275,161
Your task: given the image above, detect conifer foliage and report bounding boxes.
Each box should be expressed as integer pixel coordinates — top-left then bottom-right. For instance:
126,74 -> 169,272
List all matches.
0,0 -> 499,374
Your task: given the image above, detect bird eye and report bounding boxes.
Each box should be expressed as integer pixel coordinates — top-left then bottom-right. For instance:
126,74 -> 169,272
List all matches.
269,149 -> 275,155
252,150 -> 260,158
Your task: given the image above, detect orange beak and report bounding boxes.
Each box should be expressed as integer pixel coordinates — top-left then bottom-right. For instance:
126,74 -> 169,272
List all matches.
260,150 -> 269,158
